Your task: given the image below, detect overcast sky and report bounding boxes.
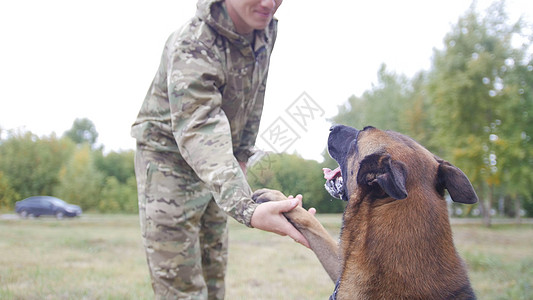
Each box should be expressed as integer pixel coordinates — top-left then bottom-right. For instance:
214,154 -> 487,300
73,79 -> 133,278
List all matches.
0,0 -> 531,161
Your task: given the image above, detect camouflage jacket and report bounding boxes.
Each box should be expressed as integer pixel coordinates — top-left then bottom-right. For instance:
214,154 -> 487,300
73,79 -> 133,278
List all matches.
131,0 -> 277,226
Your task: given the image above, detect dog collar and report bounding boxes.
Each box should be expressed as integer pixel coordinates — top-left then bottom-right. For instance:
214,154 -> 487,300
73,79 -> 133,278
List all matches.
329,279 -> 340,300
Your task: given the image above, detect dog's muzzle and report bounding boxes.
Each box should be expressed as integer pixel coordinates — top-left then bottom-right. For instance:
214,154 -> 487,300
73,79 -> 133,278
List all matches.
323,167 -> 344,200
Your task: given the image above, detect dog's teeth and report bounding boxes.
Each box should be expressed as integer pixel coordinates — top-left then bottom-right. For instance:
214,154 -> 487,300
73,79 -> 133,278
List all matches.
324,176 -> 344,200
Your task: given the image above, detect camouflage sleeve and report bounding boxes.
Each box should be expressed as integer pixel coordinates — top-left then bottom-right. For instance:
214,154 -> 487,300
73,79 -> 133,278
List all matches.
234,76 -> 267,163
234,26 -> 277,163
169,42 -> 259,227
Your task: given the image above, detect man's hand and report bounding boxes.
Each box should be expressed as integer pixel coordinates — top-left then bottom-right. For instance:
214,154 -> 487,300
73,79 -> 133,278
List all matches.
250,195 -> 312,248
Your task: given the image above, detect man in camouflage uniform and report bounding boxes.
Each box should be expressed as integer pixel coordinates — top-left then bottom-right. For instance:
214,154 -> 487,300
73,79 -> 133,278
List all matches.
132,0 -> 307,299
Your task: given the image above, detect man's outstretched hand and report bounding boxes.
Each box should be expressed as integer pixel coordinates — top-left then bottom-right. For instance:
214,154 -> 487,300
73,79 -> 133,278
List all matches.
250,194 -> 315,248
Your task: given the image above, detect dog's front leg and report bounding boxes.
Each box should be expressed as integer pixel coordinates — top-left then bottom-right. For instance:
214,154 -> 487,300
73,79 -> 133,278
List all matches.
284,206 -> 340,282
253,189 -> 340,282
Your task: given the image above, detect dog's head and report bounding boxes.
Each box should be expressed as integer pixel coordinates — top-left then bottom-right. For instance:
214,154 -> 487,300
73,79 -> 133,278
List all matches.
324,125 -> 478,205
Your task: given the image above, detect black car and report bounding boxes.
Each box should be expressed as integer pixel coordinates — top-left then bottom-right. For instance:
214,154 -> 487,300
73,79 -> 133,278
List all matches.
15,196 -> 82,219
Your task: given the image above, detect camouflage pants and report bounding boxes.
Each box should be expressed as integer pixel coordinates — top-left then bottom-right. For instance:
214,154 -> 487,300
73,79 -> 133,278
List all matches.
135,149 -> 228,300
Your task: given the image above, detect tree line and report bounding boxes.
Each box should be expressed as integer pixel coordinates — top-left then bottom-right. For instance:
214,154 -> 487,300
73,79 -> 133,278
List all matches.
0,2 -> 532,222
0,118 -> 137,213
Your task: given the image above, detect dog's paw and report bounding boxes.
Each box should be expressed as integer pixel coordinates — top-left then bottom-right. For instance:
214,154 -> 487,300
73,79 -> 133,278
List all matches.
252,188 -> 287,203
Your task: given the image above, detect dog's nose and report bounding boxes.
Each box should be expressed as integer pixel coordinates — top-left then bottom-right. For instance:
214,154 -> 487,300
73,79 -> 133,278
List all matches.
330,125 -> 340,132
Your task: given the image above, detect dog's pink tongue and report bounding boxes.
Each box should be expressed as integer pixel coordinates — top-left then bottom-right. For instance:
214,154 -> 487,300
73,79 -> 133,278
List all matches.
323,167 -> 341,180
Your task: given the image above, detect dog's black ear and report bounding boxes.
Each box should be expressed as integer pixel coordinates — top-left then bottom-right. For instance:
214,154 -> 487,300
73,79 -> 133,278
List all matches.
376,158 -> 408,200
359,154 -> 408,200
437,160 -> 478,204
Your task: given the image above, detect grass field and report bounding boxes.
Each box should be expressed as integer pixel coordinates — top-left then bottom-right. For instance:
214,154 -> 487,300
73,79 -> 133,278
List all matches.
0,214 -> 532,299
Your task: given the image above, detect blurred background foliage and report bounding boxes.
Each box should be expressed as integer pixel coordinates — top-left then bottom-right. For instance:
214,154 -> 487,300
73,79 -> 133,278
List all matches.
0,2 -> 532,224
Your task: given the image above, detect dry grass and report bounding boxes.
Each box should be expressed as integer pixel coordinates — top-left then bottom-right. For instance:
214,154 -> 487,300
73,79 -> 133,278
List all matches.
0,215 -> 152,299
0,214 -> 531,299
452,224 -> 533,299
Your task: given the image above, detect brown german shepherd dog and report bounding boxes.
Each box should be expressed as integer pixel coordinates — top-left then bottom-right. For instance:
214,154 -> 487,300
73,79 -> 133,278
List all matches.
254,125 -> 477,299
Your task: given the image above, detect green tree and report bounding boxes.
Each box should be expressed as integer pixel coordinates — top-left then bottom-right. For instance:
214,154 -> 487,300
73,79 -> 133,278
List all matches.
123,176 -> 139,213
93,150 -> 135,184
0,130 -> 74,202
99,177 -> 122,213
63,118 -> 99,147
497,49 -> 533,219
99,176 -> 138,213
94,149 -> 137,213
401,72 -> 437,151
0,171 -> 19,211
55,144 -> 104,210
427,2 -> 531,225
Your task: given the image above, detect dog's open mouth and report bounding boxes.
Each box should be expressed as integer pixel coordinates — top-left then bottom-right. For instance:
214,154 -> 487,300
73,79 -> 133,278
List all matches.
323,167 -> 345,200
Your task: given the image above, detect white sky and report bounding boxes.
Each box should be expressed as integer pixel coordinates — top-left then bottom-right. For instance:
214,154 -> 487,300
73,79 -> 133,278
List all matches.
0,0 -> 531,162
